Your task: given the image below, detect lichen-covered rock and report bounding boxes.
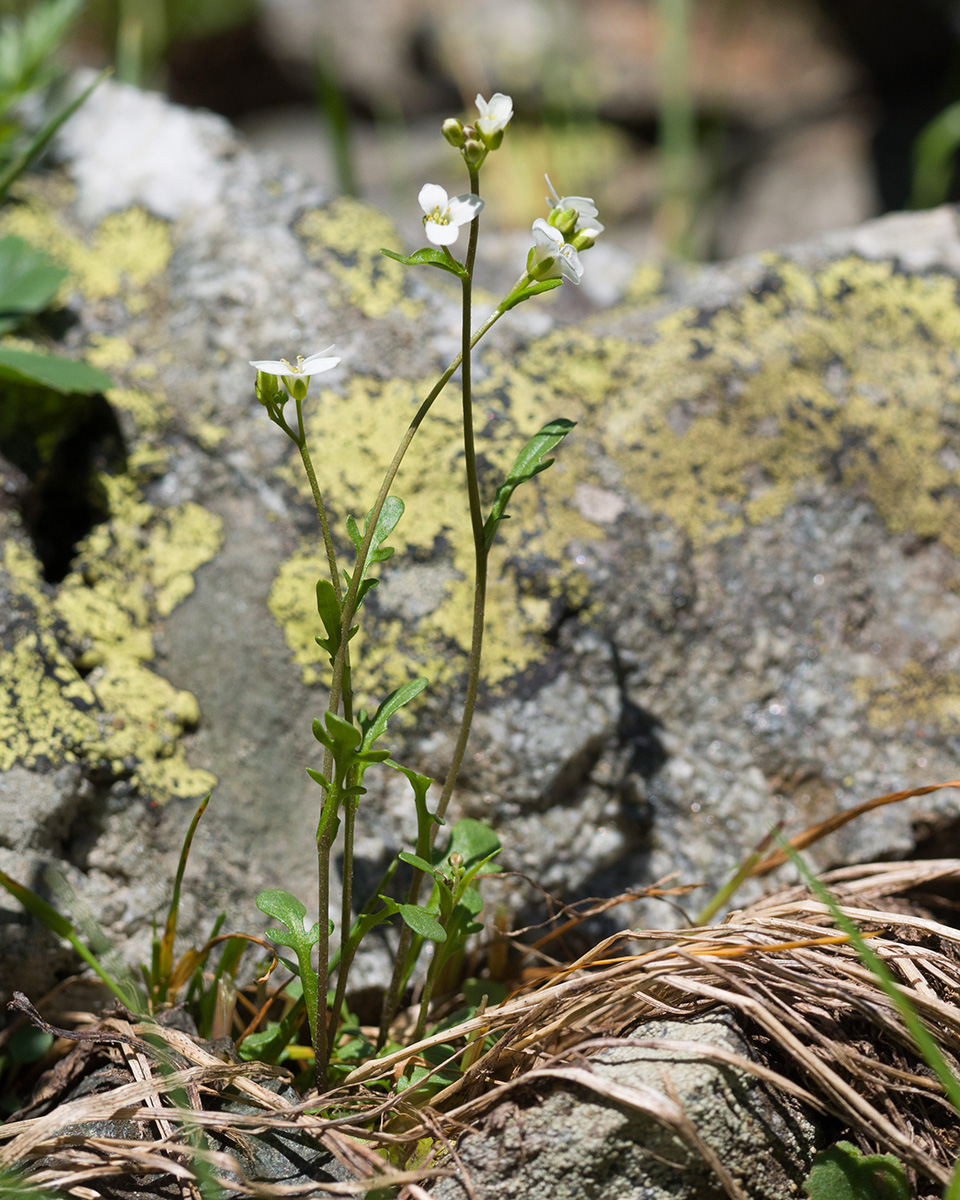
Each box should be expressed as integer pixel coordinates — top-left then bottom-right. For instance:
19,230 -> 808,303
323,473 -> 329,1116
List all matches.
430,1011 -> 824,1200
2,78 -> 960,1002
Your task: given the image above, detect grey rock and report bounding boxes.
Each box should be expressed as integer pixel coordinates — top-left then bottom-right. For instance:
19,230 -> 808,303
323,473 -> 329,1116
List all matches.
431,1011 -> 824,1199
3,79 -> 960,1007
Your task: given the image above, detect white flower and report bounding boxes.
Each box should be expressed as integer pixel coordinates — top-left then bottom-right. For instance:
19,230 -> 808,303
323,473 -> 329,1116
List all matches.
529,218 -> 583,285
418,183 -> 483,246
249,346 -> 340,379
545,174 -> 604,235
475,92 -> 513,137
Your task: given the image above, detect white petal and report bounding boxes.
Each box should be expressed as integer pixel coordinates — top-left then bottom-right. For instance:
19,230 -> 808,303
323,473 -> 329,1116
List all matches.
565,195 -> 599,217
425,219 -> 460,246
446,193 -> 484,225
300,349 -> 340,374
418,183 -> 448,215
577,215 -> 605,235
532,217 -> 563,250
559,245 -> 583,284
250,359 -> 289,373
475,93 -> 489,118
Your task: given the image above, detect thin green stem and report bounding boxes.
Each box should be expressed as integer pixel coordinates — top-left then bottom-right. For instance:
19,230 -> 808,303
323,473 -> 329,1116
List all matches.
326,306 -> 505,731
313,785 -> 340,1089
329,789 -> 358,1051
378,166 -> 493,1045
295,398 -> 342,605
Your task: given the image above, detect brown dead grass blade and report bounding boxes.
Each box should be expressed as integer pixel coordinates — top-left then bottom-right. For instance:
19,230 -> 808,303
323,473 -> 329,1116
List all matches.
748,779 -> 960,875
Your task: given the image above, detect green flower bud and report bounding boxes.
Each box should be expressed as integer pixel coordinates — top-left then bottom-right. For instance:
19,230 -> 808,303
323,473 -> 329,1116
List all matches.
255,370 -> 283,408
572,229 -> 596,251
442,117 -> 465,147
462,138 -> 486,166
550,206 -> 578,239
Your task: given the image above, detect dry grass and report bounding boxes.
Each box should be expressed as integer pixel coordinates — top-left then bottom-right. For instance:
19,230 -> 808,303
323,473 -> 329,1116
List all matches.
4,857 -> 960,1198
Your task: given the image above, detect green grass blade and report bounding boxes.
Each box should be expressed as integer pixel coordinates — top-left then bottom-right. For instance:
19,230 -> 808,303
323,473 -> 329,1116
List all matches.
0,66 -> 110,203
777,835 -> 960,1118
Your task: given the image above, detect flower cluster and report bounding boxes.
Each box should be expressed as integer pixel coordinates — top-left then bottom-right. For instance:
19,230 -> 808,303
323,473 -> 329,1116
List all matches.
525,175 -> 604,286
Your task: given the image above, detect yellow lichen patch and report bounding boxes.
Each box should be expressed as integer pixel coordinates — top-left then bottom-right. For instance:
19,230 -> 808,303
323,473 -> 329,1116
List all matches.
295,199 -> 420,320
505,257 -> 960,551
190,419 -> 229,450
856,662 -> 960,730
268,373 -> 599,697
271,251 -> 960,699
0,200 -> 171,300
107,386 -> 171,432
1,475 -> 221,799
85,334 -> 135,371
0,631 -> 100,772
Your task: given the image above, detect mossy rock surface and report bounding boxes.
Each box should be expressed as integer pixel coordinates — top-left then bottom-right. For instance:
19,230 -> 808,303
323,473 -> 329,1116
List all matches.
3,80 -> 960,1000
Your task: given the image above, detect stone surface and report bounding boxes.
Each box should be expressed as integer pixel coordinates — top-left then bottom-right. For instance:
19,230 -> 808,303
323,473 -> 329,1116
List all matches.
431,1011 -> 824,1199
2,79 -> 960,1005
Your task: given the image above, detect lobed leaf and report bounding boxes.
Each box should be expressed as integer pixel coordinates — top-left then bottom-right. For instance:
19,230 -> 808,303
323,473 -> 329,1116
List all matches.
483,418 -> 575,548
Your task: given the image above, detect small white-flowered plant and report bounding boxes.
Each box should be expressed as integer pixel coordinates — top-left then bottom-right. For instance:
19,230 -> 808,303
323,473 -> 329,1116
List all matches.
418,183 -> 483,246
545,174 -> 605,236
475,92 -> 513,137
528,217 -> 583,285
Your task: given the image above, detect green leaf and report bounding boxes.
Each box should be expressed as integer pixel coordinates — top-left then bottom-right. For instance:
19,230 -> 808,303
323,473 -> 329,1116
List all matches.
361,677 -> 428,750
256,889 -> 320,1043
380,246 -> 468,280
0,235 -> 66,324
803,1142 -> 910,1200
305,766 -> 331,792
0,346 -> 111,394
439,818 -> 501,873
314,579 -> 341,659
348,495 -> 404,581
398,851 -> 435,875
498,277 -> 563,312
397,903 -> 447,942
483,418 -> 576,548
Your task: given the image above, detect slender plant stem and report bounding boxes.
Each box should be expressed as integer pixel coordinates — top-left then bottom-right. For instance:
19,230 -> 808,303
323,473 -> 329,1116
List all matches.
296,399 -> 342,604
378,166 -> 494,1045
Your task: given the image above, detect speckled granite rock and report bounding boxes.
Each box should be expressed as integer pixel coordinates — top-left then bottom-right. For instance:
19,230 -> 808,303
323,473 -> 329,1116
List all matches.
3,78 -> 960,1003
430,1011 -> 824,1200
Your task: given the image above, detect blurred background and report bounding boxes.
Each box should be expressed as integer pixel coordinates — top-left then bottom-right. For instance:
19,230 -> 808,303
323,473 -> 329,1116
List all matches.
8,0 -> 960,263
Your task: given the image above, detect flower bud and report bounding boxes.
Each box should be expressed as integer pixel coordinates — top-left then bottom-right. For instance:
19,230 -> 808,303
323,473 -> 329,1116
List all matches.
572,229 -> 596,251
449,851 -> 464,871
550,206 -> 578,239
255,370 -> 283,408
462,138 -> 486,166
442,117 -> 465,148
